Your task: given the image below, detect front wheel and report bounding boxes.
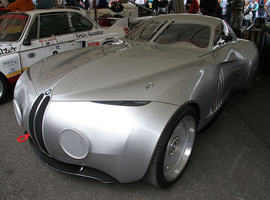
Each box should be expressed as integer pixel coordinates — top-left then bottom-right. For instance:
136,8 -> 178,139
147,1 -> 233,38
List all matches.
144,106 -> 197,188
0,73 -> 9,104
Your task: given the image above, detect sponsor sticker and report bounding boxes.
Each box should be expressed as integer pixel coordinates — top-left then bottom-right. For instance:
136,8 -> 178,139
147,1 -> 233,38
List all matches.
75,31 -> 103,38
0,47 -> 17,55
88,42 -> 100,47
2,58 -> 19,74
39,38 -> 59,45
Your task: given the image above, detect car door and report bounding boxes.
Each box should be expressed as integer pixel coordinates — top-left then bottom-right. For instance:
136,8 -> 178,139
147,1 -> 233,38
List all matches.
213,23 -> 246,103
19,12 -> 79,70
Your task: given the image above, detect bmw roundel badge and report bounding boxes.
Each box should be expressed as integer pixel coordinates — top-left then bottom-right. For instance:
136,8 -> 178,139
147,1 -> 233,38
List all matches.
45,89 -> 51,95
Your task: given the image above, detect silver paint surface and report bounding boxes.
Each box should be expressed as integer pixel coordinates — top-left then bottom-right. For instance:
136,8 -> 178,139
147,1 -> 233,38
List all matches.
13,14 -> 259,183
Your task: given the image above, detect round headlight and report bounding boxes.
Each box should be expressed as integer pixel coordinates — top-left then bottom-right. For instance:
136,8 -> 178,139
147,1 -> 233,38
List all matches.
60,129 -> 90,159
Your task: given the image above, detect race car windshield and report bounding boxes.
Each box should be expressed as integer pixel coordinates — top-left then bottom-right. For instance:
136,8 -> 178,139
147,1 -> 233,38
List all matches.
0,14 -> 28,42
154,23 -> 210,48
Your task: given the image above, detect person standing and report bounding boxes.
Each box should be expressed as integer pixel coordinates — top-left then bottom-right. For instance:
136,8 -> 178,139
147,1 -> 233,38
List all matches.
265,0 -> 270,22
189,0 -> 199,13
8,0 -> 35,11
168,0 -> 175,13
157,0 -> 168,14
231,0 -> 245,35
185,0 -> 192,12
200,0 -> 219,17
221,0 -> 228,18
243,0 -> 252,26
257,0 -> 265,18
250,0 -> 259,21
36,0 -> 55,9
152,0 -> 158,12
224,0 -> 233,24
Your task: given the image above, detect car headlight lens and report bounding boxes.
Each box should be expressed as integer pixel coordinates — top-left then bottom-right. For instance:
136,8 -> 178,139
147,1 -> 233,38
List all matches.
60,129 -> 90,159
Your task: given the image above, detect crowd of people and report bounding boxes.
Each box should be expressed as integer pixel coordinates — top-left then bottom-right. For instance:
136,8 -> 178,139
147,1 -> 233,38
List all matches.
149,0 -> 270,35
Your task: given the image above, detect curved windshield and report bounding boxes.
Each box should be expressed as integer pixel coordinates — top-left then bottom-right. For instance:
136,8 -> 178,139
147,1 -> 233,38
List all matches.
155,23 -> 210,48
0,14 -> 28,42
126,20 -> 166,42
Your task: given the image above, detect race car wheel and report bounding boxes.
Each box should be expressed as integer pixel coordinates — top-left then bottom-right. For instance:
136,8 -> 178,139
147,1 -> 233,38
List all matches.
0,73 -> 9,103
145,106 -> 197,188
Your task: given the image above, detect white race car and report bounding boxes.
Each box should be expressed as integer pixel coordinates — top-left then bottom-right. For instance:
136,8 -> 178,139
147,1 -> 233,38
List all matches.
0,8 -> 128,103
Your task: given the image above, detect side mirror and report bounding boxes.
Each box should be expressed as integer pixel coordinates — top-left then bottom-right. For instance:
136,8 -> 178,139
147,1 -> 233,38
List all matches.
221,35 -> 233,42
23,39 -> 31,46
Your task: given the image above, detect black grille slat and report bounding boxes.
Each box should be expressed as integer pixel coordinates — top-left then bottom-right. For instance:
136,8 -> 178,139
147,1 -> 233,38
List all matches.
29,93 -> 44,146
35,96 -> 50,155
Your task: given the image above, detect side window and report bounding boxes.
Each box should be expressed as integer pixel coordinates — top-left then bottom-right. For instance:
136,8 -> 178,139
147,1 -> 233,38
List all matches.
26,16 -> 38,40
214,23 -> 223,46
191,26 -> 210,48
70,13 -> 93,32
39,13 -> 71,38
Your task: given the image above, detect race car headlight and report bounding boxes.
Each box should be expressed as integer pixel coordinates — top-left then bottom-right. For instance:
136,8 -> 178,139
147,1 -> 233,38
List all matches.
91,101 -> 150,106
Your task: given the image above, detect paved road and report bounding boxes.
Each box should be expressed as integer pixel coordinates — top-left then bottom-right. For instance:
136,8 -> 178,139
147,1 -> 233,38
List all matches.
1,70 -> 269,200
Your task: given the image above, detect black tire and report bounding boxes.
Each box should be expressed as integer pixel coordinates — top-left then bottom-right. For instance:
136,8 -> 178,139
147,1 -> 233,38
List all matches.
0,73 -> 9,104
144,106 -> 197,188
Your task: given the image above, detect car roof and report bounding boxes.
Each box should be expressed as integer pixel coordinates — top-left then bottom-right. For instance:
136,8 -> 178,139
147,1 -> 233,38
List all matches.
8,7 -> 85,16
150,14 -> 223,27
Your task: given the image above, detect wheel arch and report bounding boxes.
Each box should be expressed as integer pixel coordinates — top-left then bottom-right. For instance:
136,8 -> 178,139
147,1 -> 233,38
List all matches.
143,103 -> 198,187
186,102 -> 200,123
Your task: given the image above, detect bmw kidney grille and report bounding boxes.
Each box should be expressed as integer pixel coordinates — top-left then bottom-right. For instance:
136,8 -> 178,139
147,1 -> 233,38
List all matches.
28,93 -> 50,155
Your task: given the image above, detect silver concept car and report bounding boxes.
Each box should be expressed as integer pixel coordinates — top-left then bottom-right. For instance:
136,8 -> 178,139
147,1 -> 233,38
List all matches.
13,14 -> 259,188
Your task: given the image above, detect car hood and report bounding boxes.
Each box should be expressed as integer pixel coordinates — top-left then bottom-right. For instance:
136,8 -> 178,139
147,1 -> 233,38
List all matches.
30,41 -> 207,102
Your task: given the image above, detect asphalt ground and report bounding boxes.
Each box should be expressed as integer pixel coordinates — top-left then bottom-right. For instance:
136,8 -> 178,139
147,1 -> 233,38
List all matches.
0,69 -> 270,200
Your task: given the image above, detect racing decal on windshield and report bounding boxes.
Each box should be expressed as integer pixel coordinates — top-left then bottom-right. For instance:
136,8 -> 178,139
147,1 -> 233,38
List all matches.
75,31 -> 103,38
0,47 -> 17,55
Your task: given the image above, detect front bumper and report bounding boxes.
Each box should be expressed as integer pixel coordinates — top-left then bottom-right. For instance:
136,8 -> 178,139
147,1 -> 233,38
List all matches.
29,136 -> 116,183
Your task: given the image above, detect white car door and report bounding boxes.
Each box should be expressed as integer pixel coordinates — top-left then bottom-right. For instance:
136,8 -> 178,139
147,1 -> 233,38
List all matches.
19,12 -> 88,70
